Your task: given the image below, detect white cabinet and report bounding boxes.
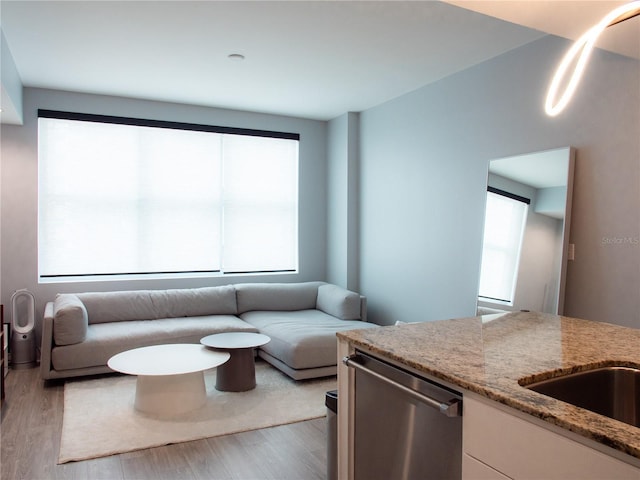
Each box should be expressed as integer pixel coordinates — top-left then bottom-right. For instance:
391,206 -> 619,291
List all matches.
463,394 -> 640,480
337,338 -> 355,480
463,453 -> 511,480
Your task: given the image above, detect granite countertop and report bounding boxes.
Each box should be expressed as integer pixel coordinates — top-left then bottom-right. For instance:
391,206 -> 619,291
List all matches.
337,311 -> 640,460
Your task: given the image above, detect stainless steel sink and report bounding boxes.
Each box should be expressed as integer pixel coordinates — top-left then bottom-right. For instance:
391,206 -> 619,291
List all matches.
522,366 -> 640,428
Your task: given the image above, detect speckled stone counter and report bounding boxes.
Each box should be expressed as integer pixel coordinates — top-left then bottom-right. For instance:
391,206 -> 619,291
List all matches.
337,311 -> 640,460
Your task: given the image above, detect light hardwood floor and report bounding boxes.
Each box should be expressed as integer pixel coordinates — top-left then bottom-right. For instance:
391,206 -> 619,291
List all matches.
1,366 -> 329,480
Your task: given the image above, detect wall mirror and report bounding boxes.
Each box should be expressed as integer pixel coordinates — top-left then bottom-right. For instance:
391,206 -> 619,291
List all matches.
477,147 -> 575,315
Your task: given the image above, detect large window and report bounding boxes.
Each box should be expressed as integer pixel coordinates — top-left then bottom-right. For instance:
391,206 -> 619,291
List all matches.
38,111 -> 299,280
478,188 -> 529,304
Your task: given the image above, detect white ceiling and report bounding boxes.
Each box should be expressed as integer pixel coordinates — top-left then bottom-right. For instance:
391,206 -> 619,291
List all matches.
0,1 -> 637,122
447,1 -> 639,59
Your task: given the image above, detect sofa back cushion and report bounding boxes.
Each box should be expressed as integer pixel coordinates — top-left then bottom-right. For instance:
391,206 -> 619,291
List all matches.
77,285 -> 237,324
235,282 -> 324,314
316,284 -> 362,320
53,294 -> 88,345
148,286 -> 238,318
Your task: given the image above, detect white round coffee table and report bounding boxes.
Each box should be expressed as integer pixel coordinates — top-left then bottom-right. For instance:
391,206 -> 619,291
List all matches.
108,344 -> 230,416
200,332 -> 270,392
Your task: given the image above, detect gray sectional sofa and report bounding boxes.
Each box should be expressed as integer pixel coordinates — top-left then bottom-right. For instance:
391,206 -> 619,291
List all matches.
40,281 -> 378,381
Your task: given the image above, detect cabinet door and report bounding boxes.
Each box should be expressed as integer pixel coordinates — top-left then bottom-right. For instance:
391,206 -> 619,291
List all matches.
463,453 -> 511,480
463,395 -> 640,480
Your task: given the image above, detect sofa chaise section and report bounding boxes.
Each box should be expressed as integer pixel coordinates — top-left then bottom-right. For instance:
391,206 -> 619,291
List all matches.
236,282 -> 378,380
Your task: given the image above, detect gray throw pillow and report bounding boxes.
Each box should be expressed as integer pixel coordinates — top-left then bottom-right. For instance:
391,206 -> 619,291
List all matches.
53,294 -> 88,345
316,284 -> 361,320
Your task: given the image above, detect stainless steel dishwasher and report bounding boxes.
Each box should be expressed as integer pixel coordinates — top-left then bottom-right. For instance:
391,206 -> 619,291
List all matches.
344,351 -> 462,480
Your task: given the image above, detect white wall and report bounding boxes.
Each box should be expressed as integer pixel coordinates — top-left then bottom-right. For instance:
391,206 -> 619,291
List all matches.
0,88 -> 328,318
358,35 -> 639,327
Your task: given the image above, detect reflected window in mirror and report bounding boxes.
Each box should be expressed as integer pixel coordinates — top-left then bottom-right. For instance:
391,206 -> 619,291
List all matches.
478,188 -> 529,305
476,147 -> 575,316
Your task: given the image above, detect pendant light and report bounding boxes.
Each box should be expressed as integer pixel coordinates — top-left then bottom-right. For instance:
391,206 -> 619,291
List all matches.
544,1 -> 640,116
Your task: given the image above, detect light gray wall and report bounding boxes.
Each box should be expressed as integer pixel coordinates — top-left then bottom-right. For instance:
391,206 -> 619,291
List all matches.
536,186 -> 566,217
327,112 -> 359,291
0,29 -> 23,125
358,35 -> 639,328
0,88 -> 328,318
517,210 -> 563,313
2,36 -> 638,332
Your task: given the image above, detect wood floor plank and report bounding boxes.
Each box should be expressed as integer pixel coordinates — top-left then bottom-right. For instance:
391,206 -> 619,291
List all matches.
120,443 -> 197,480
258,420 -> 328,480
164,439 -> 230,480
1,366 -> 329,480
206,433 -> 270,479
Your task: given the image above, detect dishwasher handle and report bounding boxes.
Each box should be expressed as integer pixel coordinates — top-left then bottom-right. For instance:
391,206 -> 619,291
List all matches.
343,354 -> 462,417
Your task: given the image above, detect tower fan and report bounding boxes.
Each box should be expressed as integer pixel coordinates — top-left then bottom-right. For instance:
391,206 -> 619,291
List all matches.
10,289 -> 37,368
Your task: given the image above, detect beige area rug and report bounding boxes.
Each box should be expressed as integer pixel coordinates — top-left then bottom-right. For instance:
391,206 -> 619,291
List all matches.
59,361 -> 336,464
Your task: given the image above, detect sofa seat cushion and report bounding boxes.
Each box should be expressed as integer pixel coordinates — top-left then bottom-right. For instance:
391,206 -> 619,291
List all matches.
51,315 -> 257,371
240,310 -> 377,370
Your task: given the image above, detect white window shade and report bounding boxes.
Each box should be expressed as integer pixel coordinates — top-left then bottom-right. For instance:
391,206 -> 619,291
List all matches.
38,113 -> 298,280
478,191 -> 528,303
221,135 -> 299,273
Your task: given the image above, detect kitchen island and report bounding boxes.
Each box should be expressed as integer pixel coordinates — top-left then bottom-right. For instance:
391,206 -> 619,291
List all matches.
336,311 -> 640,479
